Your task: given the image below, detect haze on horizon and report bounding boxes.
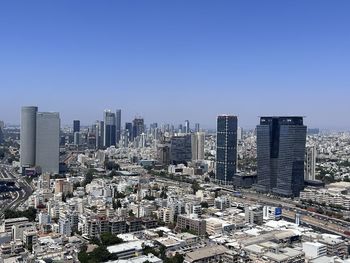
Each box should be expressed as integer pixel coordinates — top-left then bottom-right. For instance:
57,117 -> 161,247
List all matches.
0,1 -> 349,130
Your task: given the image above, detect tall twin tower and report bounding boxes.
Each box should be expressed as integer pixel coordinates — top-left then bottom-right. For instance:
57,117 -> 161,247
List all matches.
20,106 -> 60,174
215,115 -> 307,197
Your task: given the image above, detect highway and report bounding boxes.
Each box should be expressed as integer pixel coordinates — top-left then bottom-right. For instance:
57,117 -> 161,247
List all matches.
220,187 -> 350,238
0,164 -> 33,217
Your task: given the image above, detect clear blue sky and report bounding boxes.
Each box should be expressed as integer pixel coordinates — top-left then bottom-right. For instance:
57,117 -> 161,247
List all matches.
0,1 -> 349,130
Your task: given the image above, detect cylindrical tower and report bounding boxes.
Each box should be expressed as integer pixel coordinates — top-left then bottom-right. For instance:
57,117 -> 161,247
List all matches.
20,106 -> 38,167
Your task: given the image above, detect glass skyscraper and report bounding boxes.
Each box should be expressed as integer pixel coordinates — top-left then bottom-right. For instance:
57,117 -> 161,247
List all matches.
73,120 -> 80,133
256,116 -> 307,197
116,109 -> 121,144
215,115 -> 238,184
103,110 -> 116,147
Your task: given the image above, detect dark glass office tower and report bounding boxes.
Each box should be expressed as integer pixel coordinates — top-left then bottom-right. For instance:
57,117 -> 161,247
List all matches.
116,109 -> 121,144
103,110 -> 116,147
216,115 -> 237,184
132,118 -> 144,140
73,120 -> 80,133
256,117 -> 307,197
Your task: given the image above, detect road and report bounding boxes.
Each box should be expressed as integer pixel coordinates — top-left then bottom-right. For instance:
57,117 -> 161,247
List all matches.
219,187 -> 350,238
0,164 -> 33,217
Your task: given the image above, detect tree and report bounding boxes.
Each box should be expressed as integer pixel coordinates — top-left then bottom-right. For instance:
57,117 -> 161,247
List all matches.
4,208 -> 37,222
114,191 -> 126,199
83,169 -> 95,186
128,210 -> 135,217
144,195 -> 155,201
204,177 -> 210,182
100,232 -> 123,246
105,161 -> 120,171
191,180 -> 200,194
157,230 -> 164,237
200,201 -> 209,208
164,253 -> 184,263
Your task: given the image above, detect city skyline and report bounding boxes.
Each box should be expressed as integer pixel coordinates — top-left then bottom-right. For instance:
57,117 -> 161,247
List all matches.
0,1 -> 350,130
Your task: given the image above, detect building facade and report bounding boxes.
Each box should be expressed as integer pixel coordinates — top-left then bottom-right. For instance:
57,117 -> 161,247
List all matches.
35,112 -> 60,174
20,106 -> 38,168
256,116 -> 307,197
191,132 -> 205,161
216,115 -> 238,184
103,110 -> 116,147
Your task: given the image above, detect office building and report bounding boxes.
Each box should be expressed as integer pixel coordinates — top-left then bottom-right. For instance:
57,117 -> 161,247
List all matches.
20,106 -> 38,168
132,118 -> 144,140
195,123 -> 200,132
256,116 -> 307,197
36,112 -> 60,174
95,120 -> 104,149
73,120 -> 80,133
157,144 -> 171,165
170,134 -> 192,164
215,115 -> 238,184
73,132 -> 81,146
237,127 -> 243,140
191,132 -> 205,161
305,145 -> 317,181
0,121 -> 4,144
125,122 -> 133,141
103,110 -> 116,147
116,109 -> 121,144
184,120 -> 190,133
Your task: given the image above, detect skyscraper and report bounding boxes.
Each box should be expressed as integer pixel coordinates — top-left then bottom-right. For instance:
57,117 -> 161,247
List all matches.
191,132 -> 205,161
36,112 -> 60,174
256,117 -> 307,197
170,134 -> 192,164
305,145 -> 317,181
0,124 -> 3,145
132,118 -> 144,140
125,122 -> 133,141
103,110 -> 116,147
95,120 -> 104,149
195,123 -> 200,133
73,120 -> 80,133
215,115 -> 237,184
116,109 -> 121,144
184,120 -> 190,133
20,106 -> 38,168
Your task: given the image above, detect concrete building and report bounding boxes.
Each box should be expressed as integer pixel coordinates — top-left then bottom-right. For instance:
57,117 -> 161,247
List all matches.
20,106 -> 38,168
35,112 -> 60,174
302,242 -> 327,259
245,205 -> 263,225
176,214 -> 206,236
191,132 -> 205,161
305,145 -> 317,181
256,116 -> 307,197
184,245 -> 230,263
157,144 -> 171,165
216,115 -> 238,184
